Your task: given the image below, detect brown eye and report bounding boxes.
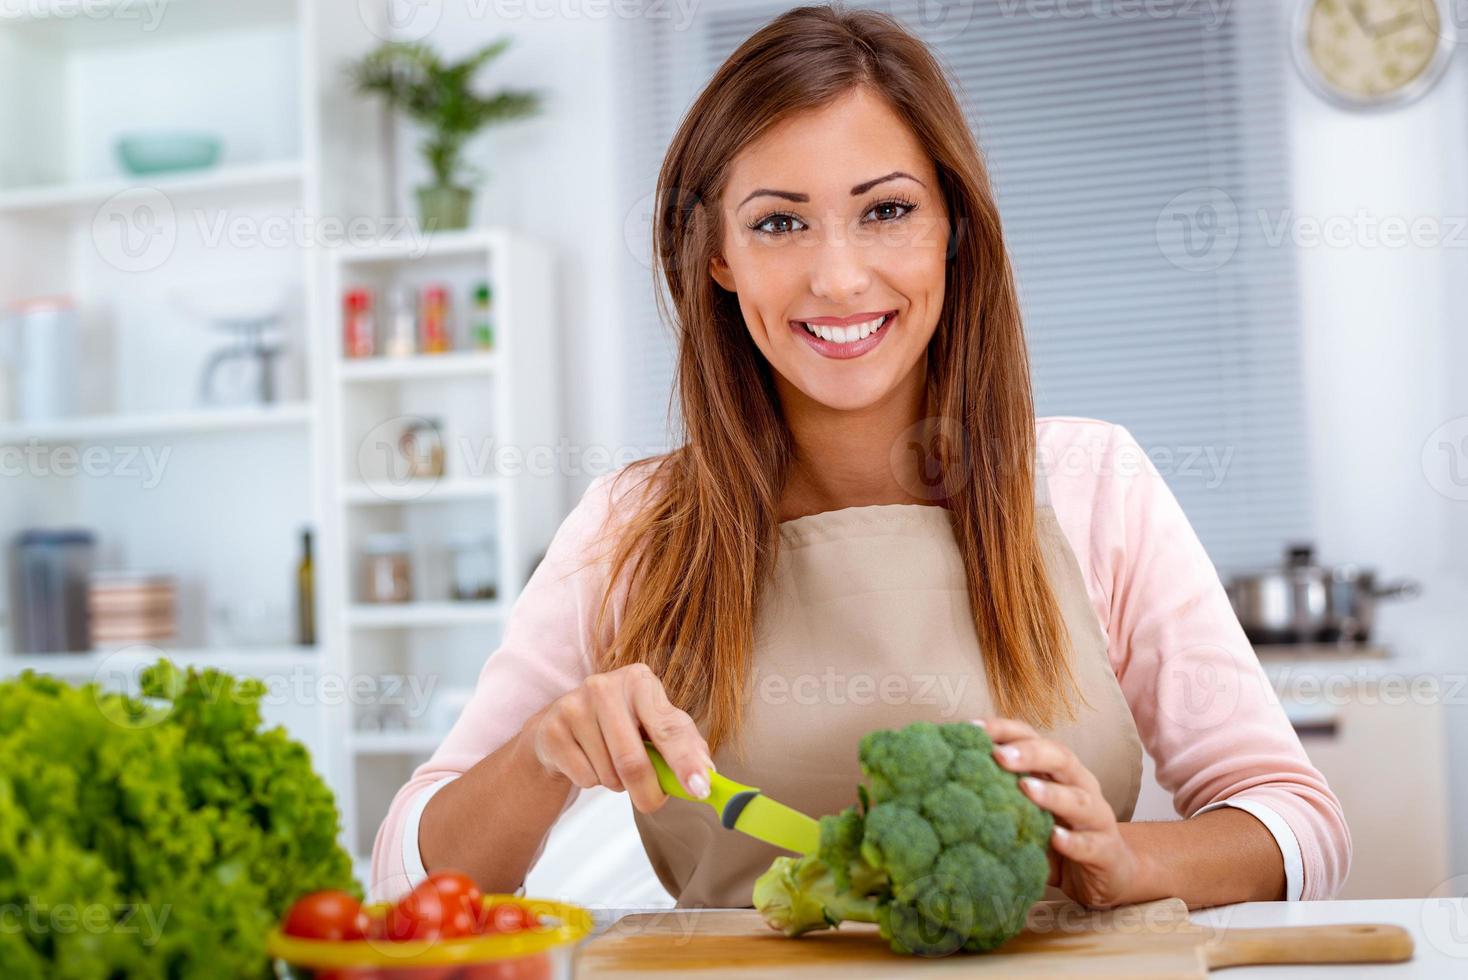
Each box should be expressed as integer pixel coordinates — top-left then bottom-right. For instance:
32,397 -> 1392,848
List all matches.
752,213 -> 802,236
866,199 -> 917,223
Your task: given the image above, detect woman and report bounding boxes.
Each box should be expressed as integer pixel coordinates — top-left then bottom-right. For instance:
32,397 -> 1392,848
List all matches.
373,4 -> 1349,911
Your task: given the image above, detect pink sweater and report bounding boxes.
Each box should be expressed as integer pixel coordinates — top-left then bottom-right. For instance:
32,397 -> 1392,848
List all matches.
370,417 -> 1351,903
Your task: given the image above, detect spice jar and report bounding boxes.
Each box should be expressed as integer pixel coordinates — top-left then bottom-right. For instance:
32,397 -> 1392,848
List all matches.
362,533 -> 413,603
342,288 -> 375,358
447,532 -> 498,601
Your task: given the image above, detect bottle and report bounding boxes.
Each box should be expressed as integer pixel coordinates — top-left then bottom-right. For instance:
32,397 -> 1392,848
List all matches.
469,281 -> 494,351
343,288 -> 375,358
385,286 -> 416,358
419,283 -> 452,354
296,528 -> 316,646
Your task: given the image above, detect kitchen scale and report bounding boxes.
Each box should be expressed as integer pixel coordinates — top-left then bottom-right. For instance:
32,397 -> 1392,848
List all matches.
174,280 -> 289,407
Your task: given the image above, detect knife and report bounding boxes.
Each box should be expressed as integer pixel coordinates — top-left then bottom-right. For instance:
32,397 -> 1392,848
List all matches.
643,741 -> 820,856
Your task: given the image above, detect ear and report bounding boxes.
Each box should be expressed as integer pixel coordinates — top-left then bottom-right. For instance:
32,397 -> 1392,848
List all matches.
709,253 -> 736,293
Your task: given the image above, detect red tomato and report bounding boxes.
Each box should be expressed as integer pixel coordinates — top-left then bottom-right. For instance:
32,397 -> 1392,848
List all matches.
459,954 -> 553,980
424,871 -> 484,931
282,890 -> 366,941
478,902 -> 534,934
386,879 -> 478,942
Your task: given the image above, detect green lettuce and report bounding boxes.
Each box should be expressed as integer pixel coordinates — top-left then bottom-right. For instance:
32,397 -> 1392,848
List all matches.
0,661 -> 357,978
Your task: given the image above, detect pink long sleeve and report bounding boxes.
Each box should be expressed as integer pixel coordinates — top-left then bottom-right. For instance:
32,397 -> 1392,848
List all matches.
1039,416 -> 1351,900
369,469 -> 638,901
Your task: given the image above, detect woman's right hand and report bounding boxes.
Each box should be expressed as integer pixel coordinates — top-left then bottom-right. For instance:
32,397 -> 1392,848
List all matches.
524,663 -> 714,813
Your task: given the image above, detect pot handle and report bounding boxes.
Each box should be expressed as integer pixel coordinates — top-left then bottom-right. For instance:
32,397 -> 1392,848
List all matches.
1370,578 -> 1421,600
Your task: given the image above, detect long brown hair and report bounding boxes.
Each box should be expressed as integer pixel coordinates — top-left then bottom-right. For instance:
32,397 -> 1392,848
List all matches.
594,3 -> 1085,757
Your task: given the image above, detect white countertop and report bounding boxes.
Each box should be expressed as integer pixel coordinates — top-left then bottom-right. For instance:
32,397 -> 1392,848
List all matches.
1189,897 -> 1468,977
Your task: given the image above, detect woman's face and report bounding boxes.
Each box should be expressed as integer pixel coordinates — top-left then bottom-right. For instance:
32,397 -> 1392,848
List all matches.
710,86 -> 951,413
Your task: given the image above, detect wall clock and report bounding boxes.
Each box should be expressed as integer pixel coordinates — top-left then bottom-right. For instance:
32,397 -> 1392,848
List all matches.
1293,0 -> 1457,109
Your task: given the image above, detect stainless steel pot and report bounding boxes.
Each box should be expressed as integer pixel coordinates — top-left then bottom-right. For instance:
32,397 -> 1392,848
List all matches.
1225,544 -> 1420,645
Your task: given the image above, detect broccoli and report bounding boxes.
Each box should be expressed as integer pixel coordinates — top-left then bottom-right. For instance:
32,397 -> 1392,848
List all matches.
752,720 -> 1054,956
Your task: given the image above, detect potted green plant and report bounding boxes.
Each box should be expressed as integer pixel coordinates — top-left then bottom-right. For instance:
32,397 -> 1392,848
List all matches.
350,39 -> 543,231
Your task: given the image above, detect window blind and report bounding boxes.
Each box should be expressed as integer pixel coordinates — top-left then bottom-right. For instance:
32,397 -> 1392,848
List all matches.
617,0 -> 1311,573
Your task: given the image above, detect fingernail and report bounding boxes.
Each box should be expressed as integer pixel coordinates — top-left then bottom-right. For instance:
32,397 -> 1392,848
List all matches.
971,718 -> 987,728
1021,777 -> 1043,795
997,745 -> 1020,762
1053,826 -> 1070,842
705,755 -> 717,773
687,772 -> 711,799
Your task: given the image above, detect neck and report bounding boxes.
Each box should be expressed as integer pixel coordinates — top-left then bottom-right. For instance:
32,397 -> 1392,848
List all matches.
776,357 -> 936,522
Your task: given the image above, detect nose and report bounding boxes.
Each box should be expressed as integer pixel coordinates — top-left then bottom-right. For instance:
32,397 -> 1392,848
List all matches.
805,233 -> 873,305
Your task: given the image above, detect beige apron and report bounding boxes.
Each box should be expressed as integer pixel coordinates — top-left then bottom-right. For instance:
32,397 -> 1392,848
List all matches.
631,467 -> 1144,909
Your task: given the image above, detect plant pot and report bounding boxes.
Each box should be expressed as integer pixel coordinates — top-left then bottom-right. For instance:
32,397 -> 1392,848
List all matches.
416,184 -> 474,231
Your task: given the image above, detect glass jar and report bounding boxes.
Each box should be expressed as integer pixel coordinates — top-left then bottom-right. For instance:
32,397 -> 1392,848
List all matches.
362,533 -> 412,603
447,532 -> 498,602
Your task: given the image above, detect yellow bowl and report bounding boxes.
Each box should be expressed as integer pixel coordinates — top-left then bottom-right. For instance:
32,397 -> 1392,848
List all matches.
267,894 -> 592,978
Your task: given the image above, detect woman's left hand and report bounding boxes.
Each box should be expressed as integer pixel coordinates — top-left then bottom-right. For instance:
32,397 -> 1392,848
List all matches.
975,717 -> 1152,909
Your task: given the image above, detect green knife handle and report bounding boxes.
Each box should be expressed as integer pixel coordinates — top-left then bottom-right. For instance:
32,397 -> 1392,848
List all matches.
643,741 -> 755,814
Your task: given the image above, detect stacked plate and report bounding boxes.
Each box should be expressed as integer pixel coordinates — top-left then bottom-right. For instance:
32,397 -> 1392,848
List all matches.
88,572 -> 177,647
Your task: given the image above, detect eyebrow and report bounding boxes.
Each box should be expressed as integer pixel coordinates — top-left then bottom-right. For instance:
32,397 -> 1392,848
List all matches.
737,171 -> 923,209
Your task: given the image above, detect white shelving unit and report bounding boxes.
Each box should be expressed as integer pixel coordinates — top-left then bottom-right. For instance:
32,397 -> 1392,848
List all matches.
0,645 -> 317,680
0,0 -> 328,739
342,476 -> 502,505
339,350 -> 499,383
344,601 -> 507,630
0,402 -> 313,445
0,1 -> 565,878
321,228 -> 560,863
0,159 -> 306,218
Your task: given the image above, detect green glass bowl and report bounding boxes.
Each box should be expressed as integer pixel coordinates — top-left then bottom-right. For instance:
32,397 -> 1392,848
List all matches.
116,134 -> 222,176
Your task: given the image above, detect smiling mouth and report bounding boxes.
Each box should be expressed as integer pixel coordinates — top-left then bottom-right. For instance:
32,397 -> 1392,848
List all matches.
788,311 -> 896,360
794,312 -> 893,344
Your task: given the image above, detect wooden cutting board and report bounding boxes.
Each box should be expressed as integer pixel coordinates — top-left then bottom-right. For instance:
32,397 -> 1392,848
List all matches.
575,898 -> 1413,978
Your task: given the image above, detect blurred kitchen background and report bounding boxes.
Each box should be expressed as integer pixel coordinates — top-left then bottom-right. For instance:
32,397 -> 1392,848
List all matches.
1,0 -> 1465,909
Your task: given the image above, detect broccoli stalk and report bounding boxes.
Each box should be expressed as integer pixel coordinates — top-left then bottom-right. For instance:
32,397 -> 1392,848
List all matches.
752,721 -> 1054,957
751,853 -> 883,934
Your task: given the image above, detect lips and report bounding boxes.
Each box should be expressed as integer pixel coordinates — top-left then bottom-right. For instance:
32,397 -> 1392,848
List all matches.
789,311 -> 895,360
797,309 -> 897,327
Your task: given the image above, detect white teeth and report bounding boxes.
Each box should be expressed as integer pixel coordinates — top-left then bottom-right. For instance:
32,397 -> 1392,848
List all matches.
802,314 -> 888,344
